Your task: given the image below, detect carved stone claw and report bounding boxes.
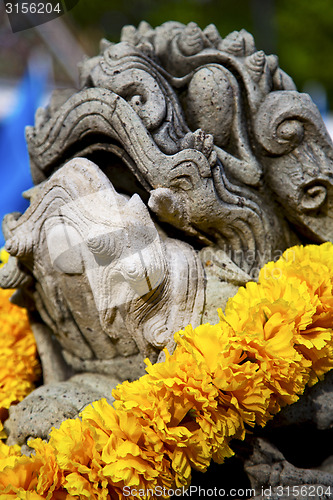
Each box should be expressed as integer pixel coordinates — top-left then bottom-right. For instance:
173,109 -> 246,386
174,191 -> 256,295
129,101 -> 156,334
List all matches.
178,22 -> 205,56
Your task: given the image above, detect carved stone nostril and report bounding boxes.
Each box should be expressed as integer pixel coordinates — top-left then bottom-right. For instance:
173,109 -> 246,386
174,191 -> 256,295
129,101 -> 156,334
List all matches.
86,236 -> 99,253
301,185 -> 327,211
129,95 -> 143,107
87,234 -> 113,256
277,119 -> 304,145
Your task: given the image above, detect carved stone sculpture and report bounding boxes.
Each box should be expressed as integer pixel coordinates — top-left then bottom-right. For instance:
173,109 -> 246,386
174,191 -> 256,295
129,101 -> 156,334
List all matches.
1,20 -> 333,491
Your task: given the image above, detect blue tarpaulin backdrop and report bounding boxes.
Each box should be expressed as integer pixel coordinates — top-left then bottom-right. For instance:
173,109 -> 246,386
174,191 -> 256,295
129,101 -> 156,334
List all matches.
0,62 -> 49,248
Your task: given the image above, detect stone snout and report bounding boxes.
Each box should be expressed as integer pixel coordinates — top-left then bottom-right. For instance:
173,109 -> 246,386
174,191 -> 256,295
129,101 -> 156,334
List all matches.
1,159 -> 206,371
45,196 -> 168,317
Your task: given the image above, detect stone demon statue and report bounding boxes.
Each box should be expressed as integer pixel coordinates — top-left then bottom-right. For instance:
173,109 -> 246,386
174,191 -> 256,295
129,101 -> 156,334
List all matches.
1,21 -> 333,495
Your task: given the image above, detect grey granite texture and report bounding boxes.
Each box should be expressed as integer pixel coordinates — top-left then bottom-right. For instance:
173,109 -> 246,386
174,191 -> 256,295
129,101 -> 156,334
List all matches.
1,21 -> 333,490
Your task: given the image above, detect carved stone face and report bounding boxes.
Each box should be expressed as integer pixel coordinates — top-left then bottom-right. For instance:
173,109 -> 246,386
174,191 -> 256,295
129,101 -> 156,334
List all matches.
254,91 -> 333,242
45,188 -> 166,303
2,22 -> 333,481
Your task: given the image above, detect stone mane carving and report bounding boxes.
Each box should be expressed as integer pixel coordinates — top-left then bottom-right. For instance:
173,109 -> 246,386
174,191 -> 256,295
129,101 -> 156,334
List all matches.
1,20 -> 333,492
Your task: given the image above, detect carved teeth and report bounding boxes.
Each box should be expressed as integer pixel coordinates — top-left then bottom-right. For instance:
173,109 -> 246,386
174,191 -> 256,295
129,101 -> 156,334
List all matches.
5,235 -> 33,258
121,22 -> 154,48
245,50 -> 266,82
178,22 -> 205,56
221,29 -> 256,57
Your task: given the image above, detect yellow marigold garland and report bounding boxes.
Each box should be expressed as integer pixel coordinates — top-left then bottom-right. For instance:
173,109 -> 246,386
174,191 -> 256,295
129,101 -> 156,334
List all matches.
1,243 -> 333,498
0,250 -> 40,423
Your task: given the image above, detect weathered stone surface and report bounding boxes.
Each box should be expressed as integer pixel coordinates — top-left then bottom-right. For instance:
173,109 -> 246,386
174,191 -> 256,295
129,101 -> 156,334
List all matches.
2,157 -> 205,372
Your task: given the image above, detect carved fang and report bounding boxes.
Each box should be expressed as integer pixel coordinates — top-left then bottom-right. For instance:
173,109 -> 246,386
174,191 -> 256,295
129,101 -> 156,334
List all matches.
266,54 -> 279,75
99,38 -> 113,52
0,257 -> 32,289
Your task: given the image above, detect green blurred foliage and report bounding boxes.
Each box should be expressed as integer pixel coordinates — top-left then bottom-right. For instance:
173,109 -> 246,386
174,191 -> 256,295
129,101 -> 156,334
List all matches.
71,0 -> 255,43
69,0 -> 333,108
276,0 -> 333,105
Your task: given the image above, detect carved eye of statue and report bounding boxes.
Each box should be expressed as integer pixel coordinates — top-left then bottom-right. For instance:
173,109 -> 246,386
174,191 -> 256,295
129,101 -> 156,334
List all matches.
276,120 -> 304,151
300,183 -> 327,212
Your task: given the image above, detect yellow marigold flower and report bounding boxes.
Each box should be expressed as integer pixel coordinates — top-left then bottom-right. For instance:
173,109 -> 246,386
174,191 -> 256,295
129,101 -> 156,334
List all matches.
114,375 -> 191,488
0,422 -> 21,460
81,397 -> 117,449
114,324 -> 267,484
0,492 -> 45,499
111,362 -> 198,489
225,278 -> 317,340
260,244 -> 333,327
138,349 -> 220,478
0,421 -> 6,442
0,248 -> 40,419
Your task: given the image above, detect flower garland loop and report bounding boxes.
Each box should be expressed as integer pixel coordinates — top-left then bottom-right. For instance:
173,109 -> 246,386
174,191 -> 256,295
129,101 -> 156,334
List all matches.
1,243 -> 333,498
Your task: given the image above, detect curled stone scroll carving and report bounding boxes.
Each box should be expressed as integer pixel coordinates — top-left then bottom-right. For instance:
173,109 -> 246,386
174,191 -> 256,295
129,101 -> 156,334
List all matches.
2,20 -> 333,492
